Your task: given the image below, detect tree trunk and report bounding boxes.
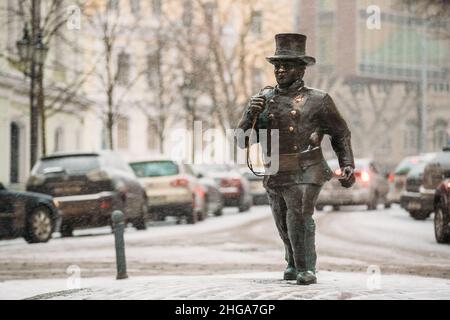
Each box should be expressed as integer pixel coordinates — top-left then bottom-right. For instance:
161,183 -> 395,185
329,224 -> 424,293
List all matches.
38,63 -> 47,156
107,111 -> 114,150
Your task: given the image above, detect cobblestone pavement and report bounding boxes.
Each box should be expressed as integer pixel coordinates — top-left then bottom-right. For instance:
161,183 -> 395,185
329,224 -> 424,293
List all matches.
26,272 -> 450,300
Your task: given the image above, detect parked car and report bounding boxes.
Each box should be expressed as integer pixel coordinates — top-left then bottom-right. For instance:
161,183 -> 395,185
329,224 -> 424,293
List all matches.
316,158 -> 389,211
434,178 -> 450,243
129,158 -> 206,224
27,151 -> 149,237
386,153 -> 436,206
401,147 -> 450,220
240,167 -> 269,205
0,182 -> 60,243
193,164 -> 252,212
188,165 -> 224,216
400,161 -> 434,220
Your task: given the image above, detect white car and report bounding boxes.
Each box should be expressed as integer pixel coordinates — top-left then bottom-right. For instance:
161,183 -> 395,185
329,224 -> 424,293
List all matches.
129,158 -> 206,224
316,158 -> 389,211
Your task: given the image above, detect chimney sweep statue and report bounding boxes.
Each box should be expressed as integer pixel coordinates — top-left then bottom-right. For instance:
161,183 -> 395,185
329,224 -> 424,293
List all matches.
237,33 -> 355,285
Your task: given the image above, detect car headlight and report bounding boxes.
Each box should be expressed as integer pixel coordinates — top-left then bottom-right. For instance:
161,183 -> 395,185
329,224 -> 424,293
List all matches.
53,199 -> 60,208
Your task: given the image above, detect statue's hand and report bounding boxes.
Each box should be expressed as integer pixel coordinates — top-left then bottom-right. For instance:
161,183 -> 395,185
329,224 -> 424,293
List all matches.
249,95 -> 266,119
339,166 -> 355,188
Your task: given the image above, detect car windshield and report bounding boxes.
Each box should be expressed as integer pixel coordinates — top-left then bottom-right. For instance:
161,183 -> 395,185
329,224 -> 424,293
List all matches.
407,162 -> 428,176
35,155 -> 100,174
130,161 -> 179,177
394,157 -> 422,175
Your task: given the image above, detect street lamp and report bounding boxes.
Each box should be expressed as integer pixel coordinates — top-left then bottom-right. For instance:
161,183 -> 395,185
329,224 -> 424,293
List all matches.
16,25 -> 48,72
16,23 -> 48,169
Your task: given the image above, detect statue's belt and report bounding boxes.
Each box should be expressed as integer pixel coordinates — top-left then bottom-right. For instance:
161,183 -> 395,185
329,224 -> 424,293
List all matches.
264,148 -> 323,172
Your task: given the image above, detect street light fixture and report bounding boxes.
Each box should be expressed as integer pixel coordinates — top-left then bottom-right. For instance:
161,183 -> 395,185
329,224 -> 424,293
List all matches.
16,25 -> 32,63
16,24 -> 48,68
16,21 -> 49,169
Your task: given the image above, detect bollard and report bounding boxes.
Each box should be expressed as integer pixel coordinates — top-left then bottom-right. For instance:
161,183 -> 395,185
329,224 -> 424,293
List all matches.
111,210 -> 128,280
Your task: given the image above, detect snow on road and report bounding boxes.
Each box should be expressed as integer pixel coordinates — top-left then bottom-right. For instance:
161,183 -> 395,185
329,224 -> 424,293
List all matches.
0,204 -> 449,299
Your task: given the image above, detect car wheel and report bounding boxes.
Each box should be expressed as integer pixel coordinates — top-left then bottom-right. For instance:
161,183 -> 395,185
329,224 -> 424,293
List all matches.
60,223 -> 74,237
409,210 -> 429,220
332,205 -> 340,211
367,193 -> 378,211
24,206 -> 53,244
315,205 -> 324,211
134,203 -> 148,231
214,208 -> 223,216
434,200 -> 450,243
239,196 -> 251,213
186,209 -> 197,224
384,202 -> 391,209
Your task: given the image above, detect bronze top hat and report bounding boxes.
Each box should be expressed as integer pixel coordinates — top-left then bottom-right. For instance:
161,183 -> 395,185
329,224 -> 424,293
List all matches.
266,33 -> 316,66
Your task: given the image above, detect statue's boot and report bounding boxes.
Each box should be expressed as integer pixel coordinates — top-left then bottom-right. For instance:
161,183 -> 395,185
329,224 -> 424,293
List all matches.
283,265 -> 297,280
296,270 -> 317,285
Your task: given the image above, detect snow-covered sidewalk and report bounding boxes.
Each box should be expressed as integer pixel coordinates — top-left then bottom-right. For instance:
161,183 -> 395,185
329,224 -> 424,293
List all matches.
2,271 -> 450,300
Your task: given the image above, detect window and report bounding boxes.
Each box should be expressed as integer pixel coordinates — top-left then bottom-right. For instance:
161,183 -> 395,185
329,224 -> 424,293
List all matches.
152,0 -> 161,16
117,51 -> 130,85
433,119 -> 448,150
117,115 -> 129,150
54,127 -> 64,153
147,118 -> 159,150
108,0 -> 119,11
9,122 -> 20,183
183,0 -> 193,27
250,10 -> 262,36
130,161 -> 179,178
404,121 -> 418,155
379,137 -> 392,154
146,52 -> 158,87
130,0 -> 140,15
204,2 -> 216,26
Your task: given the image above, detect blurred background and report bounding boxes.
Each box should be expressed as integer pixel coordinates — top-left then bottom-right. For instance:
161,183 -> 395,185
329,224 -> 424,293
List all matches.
0,0 -> 448,189
0,2 -> 449,298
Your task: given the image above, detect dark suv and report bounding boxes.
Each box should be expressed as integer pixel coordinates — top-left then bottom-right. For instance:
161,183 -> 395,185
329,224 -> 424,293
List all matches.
0,182 -> 60,243
434,178 -> 450,243
27,151 -> 149,236
401,147 -> 450,220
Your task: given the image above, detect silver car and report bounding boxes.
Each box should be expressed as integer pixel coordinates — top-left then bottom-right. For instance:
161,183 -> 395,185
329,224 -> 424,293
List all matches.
316,158 -> 389,211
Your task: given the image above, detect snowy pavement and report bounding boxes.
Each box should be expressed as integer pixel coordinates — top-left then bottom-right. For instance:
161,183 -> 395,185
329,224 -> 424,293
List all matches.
0,204 -> 449,299
3,272 -> 450,300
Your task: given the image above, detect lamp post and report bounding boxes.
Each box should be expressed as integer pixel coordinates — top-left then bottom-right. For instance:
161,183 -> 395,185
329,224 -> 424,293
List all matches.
181,75 -> 196,163
16,12 -> 48,169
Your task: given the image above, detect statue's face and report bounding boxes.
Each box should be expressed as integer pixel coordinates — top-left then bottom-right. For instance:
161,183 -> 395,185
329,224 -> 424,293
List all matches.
273,61 -> 305,87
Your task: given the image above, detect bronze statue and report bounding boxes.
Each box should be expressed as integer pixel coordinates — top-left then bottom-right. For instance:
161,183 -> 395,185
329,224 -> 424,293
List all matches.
237,33 -> 355,285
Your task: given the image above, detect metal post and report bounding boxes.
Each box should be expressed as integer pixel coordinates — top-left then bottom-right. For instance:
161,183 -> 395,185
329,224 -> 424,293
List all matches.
111,210 -> 128,280
29,0 -> 40,169
419,20 -> 428,154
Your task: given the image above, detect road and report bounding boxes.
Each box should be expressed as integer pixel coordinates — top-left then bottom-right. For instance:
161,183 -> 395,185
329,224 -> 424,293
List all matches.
0,204 -> 449,284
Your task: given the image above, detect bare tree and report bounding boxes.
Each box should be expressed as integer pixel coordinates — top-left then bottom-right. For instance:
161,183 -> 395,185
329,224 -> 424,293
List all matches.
308,74 -> 420,164
83,0 -> 146,150
192,0 -> 271,133
1,0 -> 91,155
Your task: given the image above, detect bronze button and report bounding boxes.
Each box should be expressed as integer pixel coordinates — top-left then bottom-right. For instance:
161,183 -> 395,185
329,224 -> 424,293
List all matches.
289,126 -> 295,132
268,113 -> 274,119
269,99 -> 275,104
293,145 -> 298,151
290,110 -> 297,116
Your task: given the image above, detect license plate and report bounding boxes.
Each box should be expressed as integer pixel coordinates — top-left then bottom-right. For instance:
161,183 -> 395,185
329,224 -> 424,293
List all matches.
53,186 -> 82,194
407,201 -> 421,210
151,195 -> 168,202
